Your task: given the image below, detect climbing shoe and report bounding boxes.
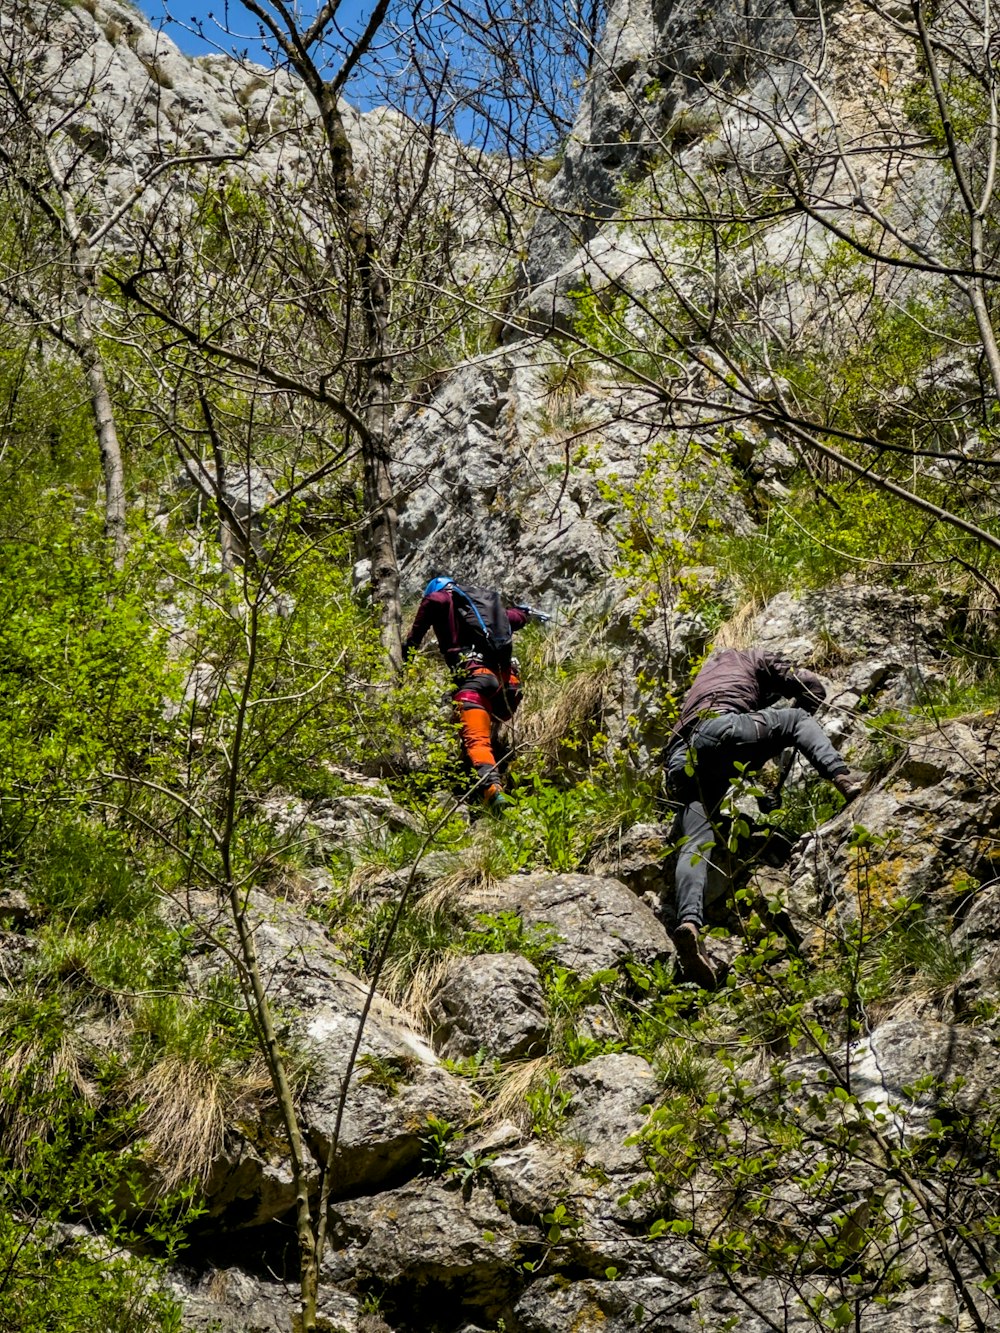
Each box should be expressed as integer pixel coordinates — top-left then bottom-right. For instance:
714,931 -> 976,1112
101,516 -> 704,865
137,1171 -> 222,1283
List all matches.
832,770 -> 864,803
671,922 -> 718,991
487,792 -> 513,814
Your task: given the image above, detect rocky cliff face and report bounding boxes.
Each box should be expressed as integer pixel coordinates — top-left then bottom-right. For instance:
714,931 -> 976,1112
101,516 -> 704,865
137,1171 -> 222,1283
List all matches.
3,0 -> 517,295
4,1 -> 1000,1331
159,613 -> 1000,1333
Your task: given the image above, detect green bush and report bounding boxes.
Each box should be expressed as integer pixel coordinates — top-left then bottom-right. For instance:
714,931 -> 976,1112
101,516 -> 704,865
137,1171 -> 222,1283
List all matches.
0,1066 -> 197,1333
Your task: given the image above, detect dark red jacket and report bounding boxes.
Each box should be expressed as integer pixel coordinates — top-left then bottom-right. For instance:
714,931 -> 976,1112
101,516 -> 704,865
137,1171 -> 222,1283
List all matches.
403,590 -> 528,670
670,648 -> 827,743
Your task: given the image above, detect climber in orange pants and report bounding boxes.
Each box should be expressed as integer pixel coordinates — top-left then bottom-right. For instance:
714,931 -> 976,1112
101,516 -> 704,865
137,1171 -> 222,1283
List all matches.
454,659 -> 523,807
403,577 -> 536,811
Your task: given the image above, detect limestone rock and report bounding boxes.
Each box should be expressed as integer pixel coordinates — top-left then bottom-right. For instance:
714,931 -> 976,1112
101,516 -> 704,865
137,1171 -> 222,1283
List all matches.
513,1266 -> 727,1333
429,952 -> 549,1061
323,1180 -> 532,1319
488,1140 -> 578,1220
173,1266 -> 363,1332
785,717 -> 1000,940
951,883 -> 1000,1016
564,1053 -> 656,1175
463,871 -> 669,978
171,891 -> 474,1226
355,850 -> 465,908
748,582 -> 956,708
587,821 -> 673,903
259,789 -> 419,864
515,1269 -> 965,1332
0,888 -> 34,930
173,462 -> 277,557
521,0 -> 800,294
786,1018 -> 1000,1136
395,343 -> 749,610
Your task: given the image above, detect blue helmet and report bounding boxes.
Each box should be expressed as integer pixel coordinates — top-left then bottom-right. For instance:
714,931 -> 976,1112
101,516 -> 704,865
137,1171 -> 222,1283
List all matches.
424,576 -> 454,596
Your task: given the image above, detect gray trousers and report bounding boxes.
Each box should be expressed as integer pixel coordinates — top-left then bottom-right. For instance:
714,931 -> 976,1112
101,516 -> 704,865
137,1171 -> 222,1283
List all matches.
665,707 -> 848,928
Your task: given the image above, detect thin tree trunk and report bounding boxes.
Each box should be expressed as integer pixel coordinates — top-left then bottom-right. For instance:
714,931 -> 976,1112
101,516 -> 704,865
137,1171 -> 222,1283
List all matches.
60,190 -> 128,568
76,281 -> 127,568
318,87 -> 402,669
220,599 -> 321,1331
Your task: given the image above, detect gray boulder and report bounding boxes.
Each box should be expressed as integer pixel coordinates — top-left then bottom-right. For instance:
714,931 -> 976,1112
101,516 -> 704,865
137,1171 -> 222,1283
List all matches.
786,1017 -> 1000,1137
487,1140 -> 579,1221
951,883 -> 1000,1017
172,891 -> 474,1226
323,1180 -> 532,1319
463,871 -> 670,978
173,1266 -> 364,1333
260,789 -> 419,865
516,1269 -> 968,1332
785,717 -> 1000,941
429,952 -> 549,1061
514,1266 -> 735,1333
587,821 -> 673,899
564,1053 -> 656,1175
749,582 -> 956,715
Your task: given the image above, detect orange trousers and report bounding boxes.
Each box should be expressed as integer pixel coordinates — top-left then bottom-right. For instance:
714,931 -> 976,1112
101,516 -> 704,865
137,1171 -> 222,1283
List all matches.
455,701 -> 503,802
452,661 -> 520,803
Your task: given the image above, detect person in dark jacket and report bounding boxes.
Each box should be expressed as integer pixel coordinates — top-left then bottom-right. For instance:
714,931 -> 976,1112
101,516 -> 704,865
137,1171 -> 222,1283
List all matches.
403,577 -> 530,810
665,647 -> 863,988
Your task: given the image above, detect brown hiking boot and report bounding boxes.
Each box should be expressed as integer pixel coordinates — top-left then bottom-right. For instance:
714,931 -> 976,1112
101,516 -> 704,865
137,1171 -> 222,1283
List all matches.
671,922 -> 718,991
832,770 -> 864,803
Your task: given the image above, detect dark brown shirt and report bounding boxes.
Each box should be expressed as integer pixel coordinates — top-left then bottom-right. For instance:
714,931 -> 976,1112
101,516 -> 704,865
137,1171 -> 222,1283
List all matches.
670,648 -> 827,744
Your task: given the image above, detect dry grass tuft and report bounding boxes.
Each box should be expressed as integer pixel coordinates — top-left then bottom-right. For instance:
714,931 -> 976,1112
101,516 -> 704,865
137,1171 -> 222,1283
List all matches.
348,859 -> 399,901
381,951 -> 454,1029
417,832 -> 513,913
711,598 -> 762,650
481,1054 -> 559,1129
0,1021 -> 96,1168
134,1052 -> 273,1193
513,662 -> 612,771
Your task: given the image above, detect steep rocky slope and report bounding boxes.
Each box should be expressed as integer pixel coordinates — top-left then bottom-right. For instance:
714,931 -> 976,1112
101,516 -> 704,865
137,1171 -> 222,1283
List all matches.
1,0 -> 999,1331
155,580 -> 1000,1333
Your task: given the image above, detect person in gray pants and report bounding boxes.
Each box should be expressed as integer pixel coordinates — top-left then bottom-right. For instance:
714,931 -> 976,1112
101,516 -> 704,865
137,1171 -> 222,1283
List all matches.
665,647 -> 862,989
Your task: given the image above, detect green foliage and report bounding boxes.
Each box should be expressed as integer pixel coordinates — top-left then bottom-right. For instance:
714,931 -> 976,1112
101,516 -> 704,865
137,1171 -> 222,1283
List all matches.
26,818 -> 151,923
587,436 -> 723,635
419,1114 -> 459,1174
509,773 -> 610,872
842,895 -> 971,1004
910,654 -> 1000,724
343,895 -> 462,990
903,74 -> 987,154
446,1147 -> 496,1195
710,475 -> 994,601
0,498 -> 177,844
169,531 -> 388,806
570,282 -> 682,385
357,1052 -> 419,1095
0,344 -> 97,498
632,1047 -> 1000,1326
524,1070 -> 573,1137
540,1200 -> 581,1246
538,344 -> 594,402
0,1063 -> 199,1332
130,973 -> 261,1071
28,914 -> 186,1000
462,910 -> 562,965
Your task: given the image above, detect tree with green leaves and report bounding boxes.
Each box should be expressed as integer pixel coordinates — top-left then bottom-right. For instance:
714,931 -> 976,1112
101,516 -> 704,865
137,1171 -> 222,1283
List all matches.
0,0 -> 251,570
524,0 -> 1000,607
